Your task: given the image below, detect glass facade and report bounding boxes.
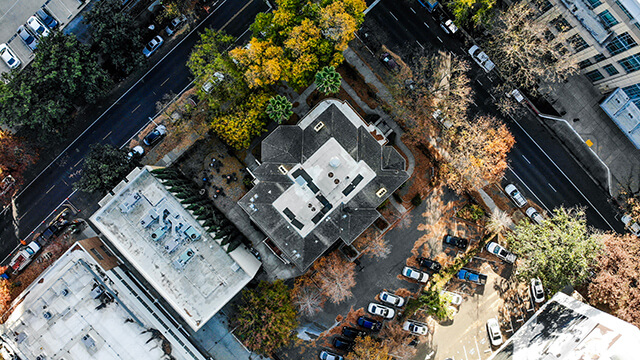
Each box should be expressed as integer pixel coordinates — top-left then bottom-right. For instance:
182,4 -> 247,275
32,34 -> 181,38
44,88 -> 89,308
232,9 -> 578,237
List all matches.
579,59 -> 593,69
586,70 -> 605,81
598,10 -> 619,29
584,0 -> 603,9
623,84 -> 640,106
605,33 -> 637,55
619,54 -> 640,72
604,64 -> 620,75
615,0 -> 634,20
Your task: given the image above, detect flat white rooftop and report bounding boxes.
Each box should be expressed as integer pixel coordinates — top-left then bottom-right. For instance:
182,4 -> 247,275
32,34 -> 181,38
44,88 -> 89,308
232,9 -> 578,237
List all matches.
1,246 -> 184,360
91,167 -> 260,331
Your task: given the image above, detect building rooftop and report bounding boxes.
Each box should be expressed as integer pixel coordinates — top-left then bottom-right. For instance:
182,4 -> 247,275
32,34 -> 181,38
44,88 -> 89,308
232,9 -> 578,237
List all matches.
90,167 -> 261,331
489,292 -> 639,360
600,88 -> 640,149
0,240 -> 202,360
239,100 -> 409,269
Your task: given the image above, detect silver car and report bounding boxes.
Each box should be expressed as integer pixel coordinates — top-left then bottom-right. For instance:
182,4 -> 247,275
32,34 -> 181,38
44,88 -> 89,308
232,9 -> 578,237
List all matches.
27,16 -> 50,38
505,183 -> 527,208
526,207 -> 544,225
17,25 -> 38,51
143,36 -> 164,57
486,318 -> 503,346
0,44 -> 21,70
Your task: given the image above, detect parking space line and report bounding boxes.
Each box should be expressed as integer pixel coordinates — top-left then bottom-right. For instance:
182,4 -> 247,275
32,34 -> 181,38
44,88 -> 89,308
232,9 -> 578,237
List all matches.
548,183 -> 557,192
424,22 -> 430,28
389,11 -> 398,21
463,345 -> 469,360
522,155 -> 531,164
416,40 -> 424,49
410,7 -> 416,14
477,79 -> 483,86
474,336 -> 482,360
437,36 -> 443,43
73,159 -> 83,168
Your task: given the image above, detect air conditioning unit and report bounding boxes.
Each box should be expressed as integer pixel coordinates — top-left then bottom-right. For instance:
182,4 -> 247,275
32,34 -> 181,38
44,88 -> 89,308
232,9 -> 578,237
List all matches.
314,122 -> 325,132
278,165 -> 288,175
376,188 -> 388,198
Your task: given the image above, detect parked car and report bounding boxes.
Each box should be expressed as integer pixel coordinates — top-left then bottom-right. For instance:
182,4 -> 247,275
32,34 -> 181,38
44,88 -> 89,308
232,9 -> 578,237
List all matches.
486,242 -> 517,263
402,321 -> 428,335
440,19 -> 458,35
143,125 -> 167,146
622,214 -> 640,236
127,145 -> 145,160
9,240 -> 41,274
505,184 -> 527,208
357,316 -> 382,331
36,8 -> 58,29
486,318 -> 503,346
457,268 -> 487,285
143,35 -> 164,57
440,290 -> 463,306
526,207 -> 544,225
332,337 -> 354,351
379,291 -> 405,307
443,234 -> 468,250
468,45 -> 495,72
341,326 -> 366,339
531,278 -> 545,303
165,15 -> 187,36
17,26 -> 38,51
368,303 -> 395,319
380,52 -> 398,71
417,257 -> 442,272
402,266 -> 429,283
27,16 -> 50,38
0,44 -> 20,70
319,350 -> 343,360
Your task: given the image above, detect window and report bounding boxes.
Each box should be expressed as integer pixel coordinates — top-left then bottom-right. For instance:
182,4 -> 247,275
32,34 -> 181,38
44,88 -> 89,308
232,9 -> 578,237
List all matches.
534,0 -> 553,13
551,16 -> 572,32
569,34 -> 590,52
615,0 -> 634,20
623,84 -> 640,106
100,245 -> 114,257
606,33 -> 638,55
578,59 -> 593,69
598,10 -> 619,29
585,70 -> 605,81
593,54 -> 607,62
604,64 -> 620,75
619,54 -> 640,72
90,248 -> 104,260
584,0 -> 602,9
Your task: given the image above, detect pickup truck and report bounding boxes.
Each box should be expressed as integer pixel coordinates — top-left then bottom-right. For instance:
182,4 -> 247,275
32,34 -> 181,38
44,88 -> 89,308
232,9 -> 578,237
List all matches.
9,240 -> 41,274
457,268 -> 487,285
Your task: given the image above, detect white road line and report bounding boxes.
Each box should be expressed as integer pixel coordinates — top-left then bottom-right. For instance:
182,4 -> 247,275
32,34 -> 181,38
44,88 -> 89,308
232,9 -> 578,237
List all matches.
507,166 -> 553,214
364,0 -> 382,14
477,79 -> 483,86
14,0 -> 230,200
508,114 -> 615,230
548,183 -> 557,192
424,21 -> 430,28
522,155 -> 531,164
411,7 -> 416,13
474,336 -> 482,360
389,11 -> 398,21
416,40 -> 425,49
463,345 -> 469,360
489,93 -> 496,101
437,36 -> 443,43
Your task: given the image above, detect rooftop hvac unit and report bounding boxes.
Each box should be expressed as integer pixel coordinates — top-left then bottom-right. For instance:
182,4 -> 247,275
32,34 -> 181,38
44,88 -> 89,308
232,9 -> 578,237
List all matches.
376,188 -> 388,198
278,165 -> 288,175
314,121 -> 325,132
329,157 -> 341,168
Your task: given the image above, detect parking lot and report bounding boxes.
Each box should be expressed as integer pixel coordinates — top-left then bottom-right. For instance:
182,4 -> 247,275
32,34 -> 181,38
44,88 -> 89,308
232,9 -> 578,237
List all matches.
0,0 -> 87,73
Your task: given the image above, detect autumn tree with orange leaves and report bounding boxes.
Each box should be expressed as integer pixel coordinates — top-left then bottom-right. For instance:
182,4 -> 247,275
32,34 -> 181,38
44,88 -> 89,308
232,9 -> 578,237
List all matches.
346,335 -> 391,360
0,130 -> 38,205
312,252 -> 356,304
291,277 -> 326,317
0,278 -> 11,315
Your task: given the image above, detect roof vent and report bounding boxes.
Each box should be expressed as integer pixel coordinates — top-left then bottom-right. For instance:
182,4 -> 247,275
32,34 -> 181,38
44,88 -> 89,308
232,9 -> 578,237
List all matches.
314,122 -> 325,132
278,165 -> 288,175
376,188 -> 388,197
329,157 -> 341,168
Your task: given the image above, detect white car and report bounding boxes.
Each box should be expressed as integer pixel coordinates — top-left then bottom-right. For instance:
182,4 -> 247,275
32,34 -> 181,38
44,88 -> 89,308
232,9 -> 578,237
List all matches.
531,278 -> 545,304
143,36 -> 164,57
319,350 -> 343,360
468,45 -> 495,72
486,318 -> 503,346
403,321 -> 428,335
440,290 -> 463,306
440,19 -> 458,34
505,183 -> 527,208
486,242 -> 517,264
526,207 -> 544,225
379,291 -> 405,307
402,266 -> 429,283
368,303 -> 395,319
622,214 -> 640,236
0,44 -> 20,70
27,16 -> 50,38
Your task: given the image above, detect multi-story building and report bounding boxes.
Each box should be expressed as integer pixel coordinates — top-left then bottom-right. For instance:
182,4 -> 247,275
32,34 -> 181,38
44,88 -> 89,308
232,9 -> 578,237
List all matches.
534,0 -> 640,147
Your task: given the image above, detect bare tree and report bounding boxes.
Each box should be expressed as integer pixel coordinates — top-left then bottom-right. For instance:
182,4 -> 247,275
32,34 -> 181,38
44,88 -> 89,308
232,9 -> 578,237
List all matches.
381,322 -> 418,359
357,230 -> 391,259
485,2 -> 578,93
291,278 -> 326,317
486,208 -> 513,236
313,252 -> 357,304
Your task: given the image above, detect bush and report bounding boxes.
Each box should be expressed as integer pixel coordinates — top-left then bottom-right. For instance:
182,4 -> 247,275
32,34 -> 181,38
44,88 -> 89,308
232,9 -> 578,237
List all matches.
456,203 -> 485,222
411,194 -> 422,207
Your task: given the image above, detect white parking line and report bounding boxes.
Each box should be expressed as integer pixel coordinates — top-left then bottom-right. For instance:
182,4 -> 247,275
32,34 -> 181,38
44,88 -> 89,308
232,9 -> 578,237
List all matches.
474,336 -> 481,360
463,345 -> 469,360
424,21 -> 430,28
411,7 -> 416,13
522,155 -> 531,164
389,11 -> 398,21
477,79 -> 483,86
548,183 -> 557,192
416,40 -> 425,49
437,36 -> 443,43
507,166 -> 553,214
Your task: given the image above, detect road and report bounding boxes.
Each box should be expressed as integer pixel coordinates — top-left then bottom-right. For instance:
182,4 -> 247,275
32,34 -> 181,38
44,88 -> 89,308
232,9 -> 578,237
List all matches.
364,0 -> 624,233
7,0 -> 268,246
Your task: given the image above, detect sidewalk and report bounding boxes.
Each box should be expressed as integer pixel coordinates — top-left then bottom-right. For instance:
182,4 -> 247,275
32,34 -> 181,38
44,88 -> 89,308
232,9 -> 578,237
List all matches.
543,75 -> 640,196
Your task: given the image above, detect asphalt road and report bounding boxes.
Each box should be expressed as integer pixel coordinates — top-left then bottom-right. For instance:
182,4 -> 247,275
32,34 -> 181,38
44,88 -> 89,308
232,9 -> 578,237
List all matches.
365,0 -> 625,233
10,0 -> 268,242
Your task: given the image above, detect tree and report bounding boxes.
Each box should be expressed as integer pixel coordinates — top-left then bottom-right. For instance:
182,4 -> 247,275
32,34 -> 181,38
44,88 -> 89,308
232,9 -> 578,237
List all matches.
74,144 -> 135,193
448,0 -> 496,29
618,187 -> 640,225
209,91 -> 271,149
486,208 -> 513,237
484,2 -> 578,93
0,131 -> 38,205
346,336 -> 390,360
0,279 -> 11,314
362,232 -> 391,259
84,0 -> 145,76
266,95 -> 293,124
507,207 -> 603,294
312,252 -> 356,304
291,277 -> 326,317
380,322 -> 418,359
0,32 -> 110,137
235,280 -> 298,355
315,66 -> 342,95
588,233 -> 640,327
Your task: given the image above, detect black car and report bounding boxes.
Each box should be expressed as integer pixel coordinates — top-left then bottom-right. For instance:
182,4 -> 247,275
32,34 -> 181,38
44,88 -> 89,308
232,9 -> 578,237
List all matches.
143,125 -> 167,146
357,316 -> 382,331
341,326 -> 366,339
332,337 -> 354,351
380,53 -> 398,71
443,234 -> 469,250
417,257 -> 442,272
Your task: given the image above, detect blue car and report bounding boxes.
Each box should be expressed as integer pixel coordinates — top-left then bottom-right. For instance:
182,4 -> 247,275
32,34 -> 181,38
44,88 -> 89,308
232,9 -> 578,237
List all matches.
36,8 -> 58,29
357,316 -> 382,331
457,268 -> 487,285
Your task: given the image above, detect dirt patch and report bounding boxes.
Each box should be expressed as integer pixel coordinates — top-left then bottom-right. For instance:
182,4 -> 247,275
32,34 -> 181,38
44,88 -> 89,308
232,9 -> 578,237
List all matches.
337,62 -> 380,110
397,143 -> 434,207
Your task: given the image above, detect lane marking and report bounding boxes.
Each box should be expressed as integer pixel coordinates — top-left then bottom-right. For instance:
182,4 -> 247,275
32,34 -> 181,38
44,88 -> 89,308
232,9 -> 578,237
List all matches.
410,7 -> 416,14
548,183 -> 557,192
160,77 -> 171,86
522,155 -> 531,164
424,21 -> 430,28
389,11 -> 398,21
507,166 -> 552,214
416,40 -> 425,49
437,36 -> 443,43
477,79 -> 483,86
508,114 -> 615,230
73,159 -> 83,168
45,184 -> 56,194
102,130 -> 113,140
489,93 -> 496,101
131,104 -> 141,113
364,0 -> 382,14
